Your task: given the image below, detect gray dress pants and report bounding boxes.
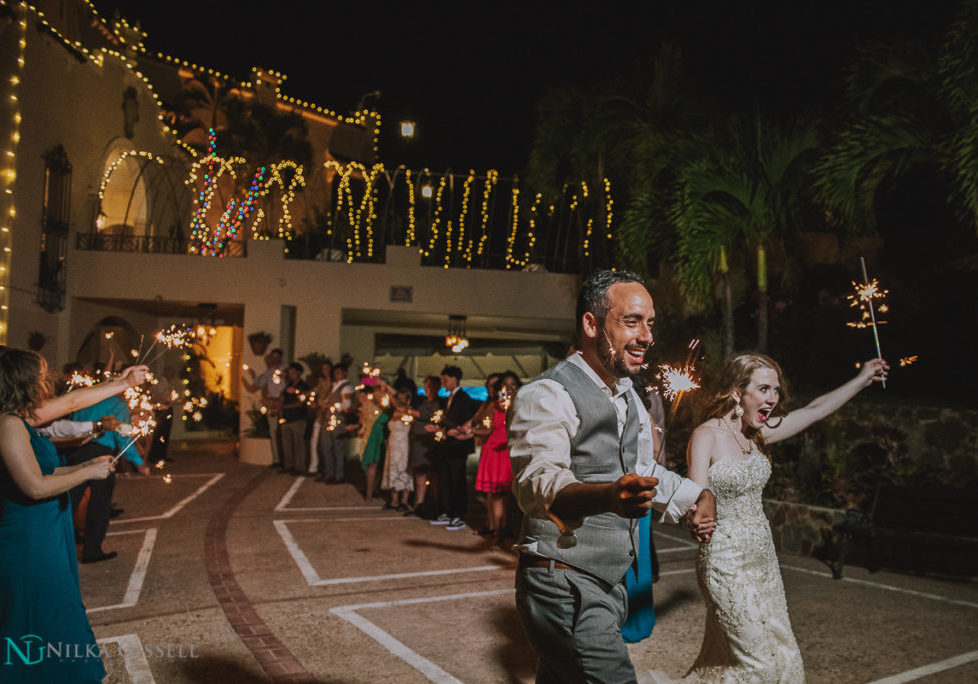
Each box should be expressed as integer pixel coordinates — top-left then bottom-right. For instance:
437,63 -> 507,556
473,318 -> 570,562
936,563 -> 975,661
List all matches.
515,561 -> 636,684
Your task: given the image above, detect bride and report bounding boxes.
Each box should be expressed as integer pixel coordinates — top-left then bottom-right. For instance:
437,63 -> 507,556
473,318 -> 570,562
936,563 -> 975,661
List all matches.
683,352 -> 888,682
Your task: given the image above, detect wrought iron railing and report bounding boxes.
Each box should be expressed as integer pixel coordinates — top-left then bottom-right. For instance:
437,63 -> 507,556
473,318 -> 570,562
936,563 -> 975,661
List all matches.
75,233 -> 198,255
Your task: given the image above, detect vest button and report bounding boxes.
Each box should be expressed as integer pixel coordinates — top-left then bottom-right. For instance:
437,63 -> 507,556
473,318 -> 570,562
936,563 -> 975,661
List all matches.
628,550 -> 635,557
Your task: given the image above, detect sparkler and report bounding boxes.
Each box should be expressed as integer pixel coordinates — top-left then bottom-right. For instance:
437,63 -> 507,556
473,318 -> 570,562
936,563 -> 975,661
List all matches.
431,409 -> 444,424
899,355 -> 918,367
657,338 -> 703,421
482,415 -> 493,429
847,258 -> 887,388
658,364 -> 701,401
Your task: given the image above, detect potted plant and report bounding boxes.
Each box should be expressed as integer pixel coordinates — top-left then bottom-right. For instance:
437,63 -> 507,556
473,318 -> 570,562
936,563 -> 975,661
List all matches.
247,331 -> 273,356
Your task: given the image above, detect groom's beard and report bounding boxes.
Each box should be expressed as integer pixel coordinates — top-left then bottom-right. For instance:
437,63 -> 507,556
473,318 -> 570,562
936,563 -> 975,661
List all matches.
599,326 -> 639,379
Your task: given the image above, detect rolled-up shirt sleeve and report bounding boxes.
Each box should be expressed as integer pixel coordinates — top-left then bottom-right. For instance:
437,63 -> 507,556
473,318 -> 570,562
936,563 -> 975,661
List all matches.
647,461 -> 703,524
508,380 -> 580,519
37,419 -> 95,439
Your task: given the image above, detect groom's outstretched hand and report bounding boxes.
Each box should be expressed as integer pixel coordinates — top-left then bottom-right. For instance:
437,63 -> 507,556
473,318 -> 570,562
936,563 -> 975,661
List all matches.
686,489 -> 717,543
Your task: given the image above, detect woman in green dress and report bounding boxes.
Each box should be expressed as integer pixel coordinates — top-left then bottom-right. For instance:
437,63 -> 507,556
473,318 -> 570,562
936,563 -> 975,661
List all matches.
0,346 -> 147,682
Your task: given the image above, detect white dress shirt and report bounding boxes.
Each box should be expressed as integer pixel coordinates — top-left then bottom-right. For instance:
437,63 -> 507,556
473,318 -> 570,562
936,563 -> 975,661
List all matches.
38,419 -> 96,439
508,352 -> 703,525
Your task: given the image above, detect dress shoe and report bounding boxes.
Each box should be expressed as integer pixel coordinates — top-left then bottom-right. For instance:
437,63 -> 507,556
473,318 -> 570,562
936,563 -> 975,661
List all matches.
109,506 -> 124,518
82,551 -> 118,564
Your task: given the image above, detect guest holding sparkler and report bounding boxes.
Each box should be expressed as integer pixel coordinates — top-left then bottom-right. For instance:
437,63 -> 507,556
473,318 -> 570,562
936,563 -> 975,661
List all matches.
683,351 -> 888,682
307,359 -> 333,476
381,388 -> 415,510
405,375 -> 443,517
313,363 -> 355,483
0,347 -> 147,682
360,378 -> 392,501
149,365 -> 176,463
279,362 -> 311,475
67,366 -> 150,563
243,348 -> 287,469
465,371 -> 520,546
427,365 -> 480,531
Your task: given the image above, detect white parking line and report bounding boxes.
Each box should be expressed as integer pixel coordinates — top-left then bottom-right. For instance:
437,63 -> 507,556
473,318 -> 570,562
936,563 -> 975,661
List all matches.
783,564 -> 978,610
112,473 -> 225,523
865,649 -> 978,683
87,528 -> 157,613
274,475 -> 378,512
331,589 -> 514,684
273,519 -> 508,586
96,633 -> 156,683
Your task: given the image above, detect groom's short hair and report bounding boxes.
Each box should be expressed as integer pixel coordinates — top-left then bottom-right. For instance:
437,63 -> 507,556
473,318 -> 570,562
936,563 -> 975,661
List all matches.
576,270 -> 646,342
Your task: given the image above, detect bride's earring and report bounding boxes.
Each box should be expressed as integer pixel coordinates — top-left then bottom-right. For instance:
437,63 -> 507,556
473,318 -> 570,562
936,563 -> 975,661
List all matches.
733,403 -> 744,418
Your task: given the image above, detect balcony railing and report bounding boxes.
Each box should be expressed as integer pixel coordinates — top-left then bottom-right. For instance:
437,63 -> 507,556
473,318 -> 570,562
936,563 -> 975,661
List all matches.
75,233 -> 195,255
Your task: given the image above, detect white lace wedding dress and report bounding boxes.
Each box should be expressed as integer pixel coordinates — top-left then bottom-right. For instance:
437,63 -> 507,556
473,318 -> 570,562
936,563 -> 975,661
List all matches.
683,451 -> 805,683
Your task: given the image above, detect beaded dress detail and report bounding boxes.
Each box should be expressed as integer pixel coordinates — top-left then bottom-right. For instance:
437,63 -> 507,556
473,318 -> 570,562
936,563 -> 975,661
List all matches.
683,451 -> 805,683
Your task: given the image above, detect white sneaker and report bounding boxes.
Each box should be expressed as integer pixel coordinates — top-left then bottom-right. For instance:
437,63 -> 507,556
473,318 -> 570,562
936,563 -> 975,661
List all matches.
429,514 -> 451,525
446,517 -> 467,531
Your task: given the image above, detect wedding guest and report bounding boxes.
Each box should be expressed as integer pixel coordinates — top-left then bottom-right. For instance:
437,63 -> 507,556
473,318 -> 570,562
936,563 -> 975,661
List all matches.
360,379 -> 392,501
381,388 -> 415,510
0,347 -> 147,682
307,359 -> 333,475
279,362 -> 310,475
149,365 -> 177,463
466,371 -> 518,545
427,365 -> 479,531
406,375 -> 442,517
244,348 -> 287,468
314,363 -> 355,483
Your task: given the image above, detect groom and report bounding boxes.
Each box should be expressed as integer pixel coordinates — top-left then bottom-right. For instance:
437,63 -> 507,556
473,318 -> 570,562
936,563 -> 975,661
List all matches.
508,269 -> 717,683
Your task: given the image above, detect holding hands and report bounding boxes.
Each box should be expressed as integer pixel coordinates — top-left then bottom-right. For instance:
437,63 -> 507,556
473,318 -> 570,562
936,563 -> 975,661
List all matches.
686,489 -> 717,543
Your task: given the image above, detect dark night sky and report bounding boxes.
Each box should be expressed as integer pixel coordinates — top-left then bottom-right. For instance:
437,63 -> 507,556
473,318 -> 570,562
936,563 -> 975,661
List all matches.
93,0 -> 956,173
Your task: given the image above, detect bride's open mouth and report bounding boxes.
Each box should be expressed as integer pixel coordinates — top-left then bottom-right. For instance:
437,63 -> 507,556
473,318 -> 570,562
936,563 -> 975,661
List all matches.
757,407 -> 773,423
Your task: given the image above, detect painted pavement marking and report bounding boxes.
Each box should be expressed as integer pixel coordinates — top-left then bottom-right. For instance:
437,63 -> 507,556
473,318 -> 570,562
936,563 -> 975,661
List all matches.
87,528 -> 157,614
274,474 -> 379,512
95,633 -> 156,683
331,589 -> 514,684
111,473 -> 225,524
273,519 -> 506,586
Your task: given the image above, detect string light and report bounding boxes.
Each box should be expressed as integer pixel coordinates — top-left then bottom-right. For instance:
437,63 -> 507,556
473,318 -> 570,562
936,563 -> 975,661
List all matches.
0,5 -> 26,343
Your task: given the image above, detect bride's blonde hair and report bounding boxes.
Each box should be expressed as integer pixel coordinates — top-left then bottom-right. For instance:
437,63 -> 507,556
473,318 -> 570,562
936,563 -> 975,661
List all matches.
703,352 -> 790,450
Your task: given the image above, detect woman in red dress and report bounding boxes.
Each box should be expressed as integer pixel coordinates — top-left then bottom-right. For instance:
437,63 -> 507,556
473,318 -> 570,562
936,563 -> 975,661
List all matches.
471,371 -> 521,545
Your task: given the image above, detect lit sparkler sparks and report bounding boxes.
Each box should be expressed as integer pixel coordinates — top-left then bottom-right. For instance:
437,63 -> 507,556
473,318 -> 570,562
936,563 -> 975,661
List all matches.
498,387 -> 512,411
66,371 -> 96,391
431,409 -> 444,424
656,338 -> 703,421
401,414 -> 415,424
482,415 -> 493,429
847,257 -> 887,388
163,473 -> 173,485
899,355 -> 918,367
657,364 -> 701,401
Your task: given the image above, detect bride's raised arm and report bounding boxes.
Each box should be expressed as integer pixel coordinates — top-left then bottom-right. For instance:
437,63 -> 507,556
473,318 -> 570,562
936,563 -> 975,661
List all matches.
761,358 -> 888,444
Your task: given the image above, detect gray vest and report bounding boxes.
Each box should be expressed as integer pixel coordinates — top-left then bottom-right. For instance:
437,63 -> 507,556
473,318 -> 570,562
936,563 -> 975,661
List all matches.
518,358 -> 640,585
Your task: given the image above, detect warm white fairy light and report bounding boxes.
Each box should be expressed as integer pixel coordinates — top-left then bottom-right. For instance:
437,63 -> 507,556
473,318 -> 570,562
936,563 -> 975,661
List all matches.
0,6 -> 26,344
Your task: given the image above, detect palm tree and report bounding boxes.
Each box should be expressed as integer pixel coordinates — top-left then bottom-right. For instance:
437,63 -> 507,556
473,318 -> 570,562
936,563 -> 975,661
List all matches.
669,116 -> 820,352
814,1 -> 978,234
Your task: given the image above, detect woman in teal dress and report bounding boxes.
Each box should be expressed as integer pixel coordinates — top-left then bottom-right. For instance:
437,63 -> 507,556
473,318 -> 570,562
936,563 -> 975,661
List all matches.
0,346 -> 147,682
